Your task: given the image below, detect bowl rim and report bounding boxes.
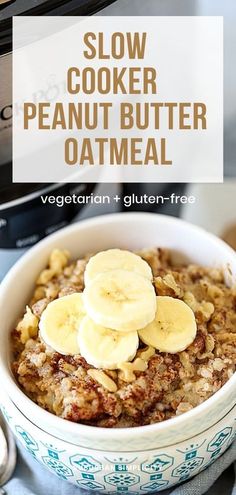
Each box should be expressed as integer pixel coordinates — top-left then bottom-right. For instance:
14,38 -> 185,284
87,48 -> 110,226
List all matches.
0,212 -> 236,442
2,389 -> 236,453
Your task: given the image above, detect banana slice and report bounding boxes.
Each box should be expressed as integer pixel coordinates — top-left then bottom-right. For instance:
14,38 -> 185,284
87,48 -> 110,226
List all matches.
39,293 -> 85,355
139,296 -> 197,353
78,316 -> 139,369
84,249 -> 152,285
83,269 -> 156,332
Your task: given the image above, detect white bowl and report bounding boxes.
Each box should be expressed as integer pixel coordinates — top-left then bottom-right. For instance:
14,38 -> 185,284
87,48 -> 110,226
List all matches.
1,388 -> 235,492
0,213 -> 235,453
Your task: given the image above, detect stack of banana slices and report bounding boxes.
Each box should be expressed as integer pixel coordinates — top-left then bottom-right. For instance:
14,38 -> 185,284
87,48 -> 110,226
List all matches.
40,249 -> 197,370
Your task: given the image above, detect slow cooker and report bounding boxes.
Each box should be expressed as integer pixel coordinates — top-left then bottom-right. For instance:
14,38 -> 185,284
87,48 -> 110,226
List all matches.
0,0 -> 116,278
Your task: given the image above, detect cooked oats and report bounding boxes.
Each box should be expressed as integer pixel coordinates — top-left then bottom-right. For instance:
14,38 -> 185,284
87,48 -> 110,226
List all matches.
12,248 -> 236,427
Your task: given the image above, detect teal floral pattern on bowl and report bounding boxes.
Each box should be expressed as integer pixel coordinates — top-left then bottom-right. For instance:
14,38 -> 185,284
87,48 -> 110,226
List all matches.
0,391 -> 235,493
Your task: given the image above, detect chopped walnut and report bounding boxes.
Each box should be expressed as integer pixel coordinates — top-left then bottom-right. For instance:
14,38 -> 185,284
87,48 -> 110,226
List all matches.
50,249 -> 70,273
154,273 -> 182,297
88,369 -> 117,392
32,286 -> 46,303
118,358 -> 148,382
16,306 -> 39,344
36,249 -> 70,285
184,292 -> 214,321
45,283 -> 59,299
138,346 -> 155,361
36,268 -> 55,285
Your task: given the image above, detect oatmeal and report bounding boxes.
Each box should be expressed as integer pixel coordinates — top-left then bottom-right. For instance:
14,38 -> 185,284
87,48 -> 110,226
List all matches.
12,248 -> 236,427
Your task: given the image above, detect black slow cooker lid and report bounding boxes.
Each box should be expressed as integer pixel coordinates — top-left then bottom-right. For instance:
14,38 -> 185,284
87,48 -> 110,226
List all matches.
0,0 -> 117,54
0,0 -> 115,200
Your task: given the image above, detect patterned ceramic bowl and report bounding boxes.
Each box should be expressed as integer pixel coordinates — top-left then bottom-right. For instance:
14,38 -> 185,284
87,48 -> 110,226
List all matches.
0,213 -> 236,488
0,389 -> 235,493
